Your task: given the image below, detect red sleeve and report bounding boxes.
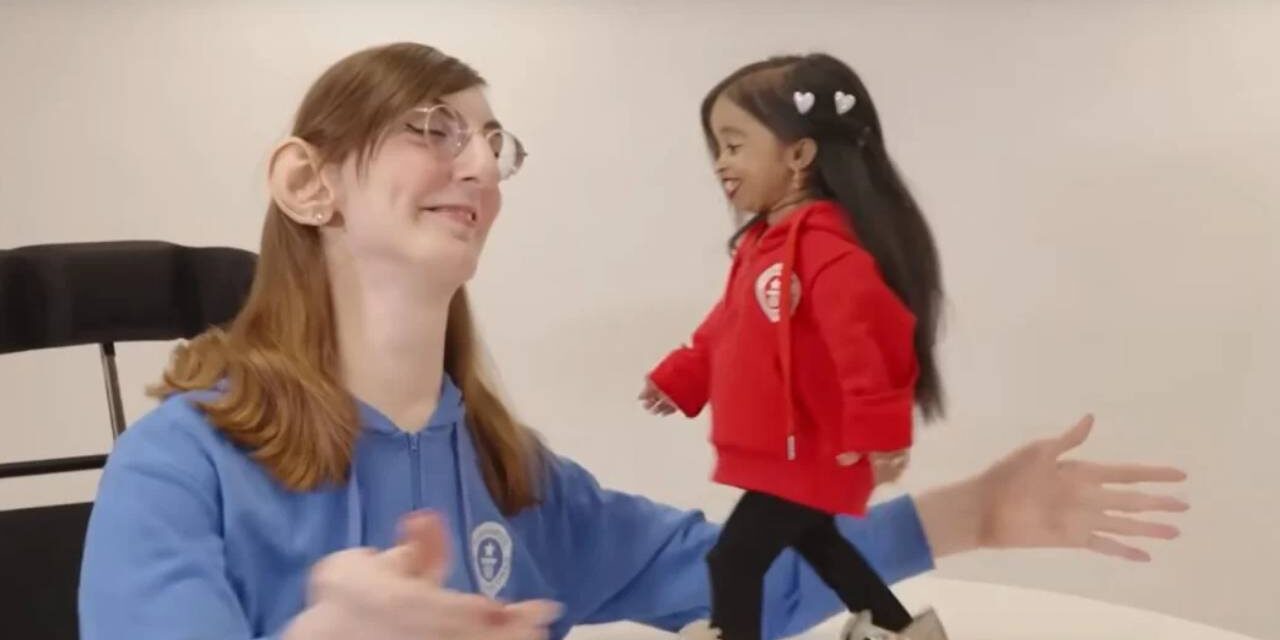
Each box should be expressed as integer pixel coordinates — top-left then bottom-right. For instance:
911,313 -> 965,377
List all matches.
648,300 -> 724,418
808,251 -> 917,452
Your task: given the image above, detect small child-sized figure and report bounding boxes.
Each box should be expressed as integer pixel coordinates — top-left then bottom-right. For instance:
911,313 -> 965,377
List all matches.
644,53 -> 949,640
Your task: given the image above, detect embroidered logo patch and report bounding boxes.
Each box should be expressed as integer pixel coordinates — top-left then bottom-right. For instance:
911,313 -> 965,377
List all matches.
470,521 -> 513,597
754,263 -> 801,322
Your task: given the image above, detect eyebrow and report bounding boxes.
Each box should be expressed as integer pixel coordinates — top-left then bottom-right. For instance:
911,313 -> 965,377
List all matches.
417,101 -> 503,132
717,126 -> 746,136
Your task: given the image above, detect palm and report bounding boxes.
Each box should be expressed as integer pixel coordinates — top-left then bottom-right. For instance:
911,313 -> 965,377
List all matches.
979,416 -> 1188,561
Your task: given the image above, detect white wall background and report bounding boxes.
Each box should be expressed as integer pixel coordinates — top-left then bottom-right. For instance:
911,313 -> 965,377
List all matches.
1,1 -> 1277,638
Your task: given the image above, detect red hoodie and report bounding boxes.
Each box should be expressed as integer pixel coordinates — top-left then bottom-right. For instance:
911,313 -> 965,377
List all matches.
649,200 -> 918,516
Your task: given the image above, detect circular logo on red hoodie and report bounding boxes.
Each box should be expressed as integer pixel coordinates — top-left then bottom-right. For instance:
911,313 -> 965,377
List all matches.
755,263 -> 801,322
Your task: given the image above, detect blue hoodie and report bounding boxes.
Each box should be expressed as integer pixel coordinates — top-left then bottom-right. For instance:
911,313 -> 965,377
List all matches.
79,377 -> 934,639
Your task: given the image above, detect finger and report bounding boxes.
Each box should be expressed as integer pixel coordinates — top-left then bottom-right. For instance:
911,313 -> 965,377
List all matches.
836,452 -> 862,466
1061,460 -> 1188,485
486,626 -> 551,640
874,451 -> 908,466
485,623 -> 552,640
1090,487 -> 1190,513
1049,414 -> 1094,456
1091,514 -> 1181,540
421,590 -> 509,635
503,599 -> 564,627
487,601 -> 562,640
1085,533 -> 1151,562
879,457 -> 908,474
392,511 -> 450,582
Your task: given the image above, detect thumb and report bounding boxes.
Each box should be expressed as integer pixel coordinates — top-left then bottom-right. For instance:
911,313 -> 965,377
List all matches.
1051,413 -> 1094,456
394,510 -> 451,583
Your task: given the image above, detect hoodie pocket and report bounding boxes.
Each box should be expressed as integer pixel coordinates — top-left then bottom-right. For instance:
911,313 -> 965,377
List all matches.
709,347 -> 791,456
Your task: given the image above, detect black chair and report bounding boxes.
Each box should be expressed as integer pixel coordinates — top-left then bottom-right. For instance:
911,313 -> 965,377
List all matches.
0,241 -> 256,639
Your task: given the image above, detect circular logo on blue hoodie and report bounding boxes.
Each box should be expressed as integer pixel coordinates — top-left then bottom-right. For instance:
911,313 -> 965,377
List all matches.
470,521 -> 512,597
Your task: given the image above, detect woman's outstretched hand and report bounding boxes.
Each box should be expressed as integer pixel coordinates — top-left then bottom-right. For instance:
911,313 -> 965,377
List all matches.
917,415 -> 1189,562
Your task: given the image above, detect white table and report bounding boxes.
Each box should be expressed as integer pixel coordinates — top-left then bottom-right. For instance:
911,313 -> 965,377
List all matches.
568,576 -> 1259,639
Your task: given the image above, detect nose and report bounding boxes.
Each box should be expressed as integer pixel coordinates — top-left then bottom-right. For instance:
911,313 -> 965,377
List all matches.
452,131 -> 498,183
713,152 -> 731,175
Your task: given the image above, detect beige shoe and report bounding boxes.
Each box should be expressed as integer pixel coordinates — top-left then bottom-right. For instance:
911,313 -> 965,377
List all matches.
677,619 -> 722,640
839,608 -> 949,640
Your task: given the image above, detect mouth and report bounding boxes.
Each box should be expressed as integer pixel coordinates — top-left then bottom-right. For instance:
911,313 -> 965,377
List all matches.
422,205 -> 478,228
721,178 -> 740,199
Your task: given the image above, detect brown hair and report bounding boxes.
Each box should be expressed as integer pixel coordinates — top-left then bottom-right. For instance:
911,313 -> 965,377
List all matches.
151,43 -> 545,515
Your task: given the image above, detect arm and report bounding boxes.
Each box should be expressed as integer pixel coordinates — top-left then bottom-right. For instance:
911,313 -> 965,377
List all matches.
913,415 -> 1189,563
647,299 -> 725,417
528,457 -> 933,637
913,478 -> 986,559
78,414 -> 280,640
808,251 -> 917,452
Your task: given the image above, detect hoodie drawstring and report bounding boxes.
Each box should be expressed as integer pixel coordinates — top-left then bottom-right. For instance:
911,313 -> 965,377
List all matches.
778,209 -> 809,461
345,459 -> 363,548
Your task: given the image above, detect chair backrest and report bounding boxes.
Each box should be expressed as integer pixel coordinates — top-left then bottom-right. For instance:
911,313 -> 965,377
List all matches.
0,241 -> 256,639
0,240 -> 256,354
0,503 -> 96,639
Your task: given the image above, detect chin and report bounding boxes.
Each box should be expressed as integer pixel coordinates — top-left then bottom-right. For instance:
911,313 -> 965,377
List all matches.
728,195 -> 760,215
411,242 -> 479,282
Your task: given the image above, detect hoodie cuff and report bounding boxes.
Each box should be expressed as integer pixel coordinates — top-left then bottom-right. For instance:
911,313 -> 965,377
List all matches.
836,495 -> 935,584
648,357 -> 709,418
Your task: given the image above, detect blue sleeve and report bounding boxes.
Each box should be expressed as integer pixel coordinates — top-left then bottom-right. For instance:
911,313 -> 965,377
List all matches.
526,457 -> 934,637
78,405 -> 280,640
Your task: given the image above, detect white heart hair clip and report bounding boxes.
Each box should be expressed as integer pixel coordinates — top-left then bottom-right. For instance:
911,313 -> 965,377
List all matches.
835,91 -> 857,115
793,91 -> 815,115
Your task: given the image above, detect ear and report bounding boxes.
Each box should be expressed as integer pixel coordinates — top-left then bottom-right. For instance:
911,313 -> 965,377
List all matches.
267,136 -> 336,226
787,137 -> 818,173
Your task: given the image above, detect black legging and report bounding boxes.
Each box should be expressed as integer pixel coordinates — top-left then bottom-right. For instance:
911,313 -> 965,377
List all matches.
707,491 -> 911,639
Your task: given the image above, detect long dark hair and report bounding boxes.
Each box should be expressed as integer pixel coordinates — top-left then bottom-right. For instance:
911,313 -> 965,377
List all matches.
701,53 -> 945,420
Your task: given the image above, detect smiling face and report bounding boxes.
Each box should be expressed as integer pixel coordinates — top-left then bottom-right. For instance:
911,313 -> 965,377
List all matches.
708,95 -> 809,216
324,86 -> 504,286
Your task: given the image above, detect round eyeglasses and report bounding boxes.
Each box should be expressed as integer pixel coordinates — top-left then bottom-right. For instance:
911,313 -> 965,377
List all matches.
407,103 -> 527,181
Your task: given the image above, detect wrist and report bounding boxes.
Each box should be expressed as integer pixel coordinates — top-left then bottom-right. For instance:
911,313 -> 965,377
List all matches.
913,473 -> 988,559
